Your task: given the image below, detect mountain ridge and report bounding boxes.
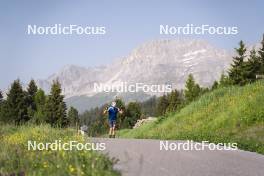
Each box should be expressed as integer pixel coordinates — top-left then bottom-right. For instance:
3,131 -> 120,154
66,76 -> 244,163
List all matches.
36,39 -> 233,111
37,39 -> 232,97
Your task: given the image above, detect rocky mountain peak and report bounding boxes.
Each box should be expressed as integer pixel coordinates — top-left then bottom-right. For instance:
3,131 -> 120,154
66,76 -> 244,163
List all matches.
37,39 -> 233,99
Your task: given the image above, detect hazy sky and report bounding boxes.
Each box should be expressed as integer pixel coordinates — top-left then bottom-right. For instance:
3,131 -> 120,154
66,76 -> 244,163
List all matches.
0,0 -> 264,90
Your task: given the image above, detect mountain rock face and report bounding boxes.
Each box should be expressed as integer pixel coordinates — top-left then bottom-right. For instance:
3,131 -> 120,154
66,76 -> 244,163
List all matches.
37,39 -> 233,112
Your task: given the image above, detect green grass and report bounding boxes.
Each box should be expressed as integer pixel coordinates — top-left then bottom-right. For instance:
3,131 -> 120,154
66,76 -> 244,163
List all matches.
119,81 -> 264,154
0,124 -> 120,176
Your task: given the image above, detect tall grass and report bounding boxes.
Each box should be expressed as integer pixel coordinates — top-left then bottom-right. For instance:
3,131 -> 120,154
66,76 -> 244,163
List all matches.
0,124 -> 120,176
119,81 -> 264,154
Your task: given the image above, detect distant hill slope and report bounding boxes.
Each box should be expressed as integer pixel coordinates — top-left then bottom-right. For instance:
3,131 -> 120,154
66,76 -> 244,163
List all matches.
119,81 -> 264,154
65,91 -> 151,113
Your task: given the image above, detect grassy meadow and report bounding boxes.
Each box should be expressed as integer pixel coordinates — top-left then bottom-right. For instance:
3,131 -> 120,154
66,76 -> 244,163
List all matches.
119,81 -> 264,154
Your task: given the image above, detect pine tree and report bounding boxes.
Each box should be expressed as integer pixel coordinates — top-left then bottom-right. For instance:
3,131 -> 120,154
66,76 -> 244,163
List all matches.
45,80 -> 67,127
184,74 -> 201,102
6,79 -> 28,124
0,90 -> 3,103
0,101 -> 8,123
123,102 -> 141,128
33,89 -> 47,124
26,79 -> 38,120
258,34 -> 264,75
245,48 -> 261,83
211,81 -> 219,90
140,96 -> 157,117
68,106 -> 79,128
0,90 -> 3,121
219,72 -> 230,87
156,94 -> 169,116
27,79 -> 38,98
229,40 -> 247,85
167,89 -> 182,112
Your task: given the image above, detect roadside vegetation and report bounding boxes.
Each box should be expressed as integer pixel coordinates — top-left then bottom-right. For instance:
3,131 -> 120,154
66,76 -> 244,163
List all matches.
119,81 -> 264,154
0,124 -> 120,176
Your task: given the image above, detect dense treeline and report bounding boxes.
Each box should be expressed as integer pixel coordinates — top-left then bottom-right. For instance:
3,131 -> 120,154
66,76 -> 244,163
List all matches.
0,79 -> 79,128
81,34 -> 264,136
80,73 -> 208,136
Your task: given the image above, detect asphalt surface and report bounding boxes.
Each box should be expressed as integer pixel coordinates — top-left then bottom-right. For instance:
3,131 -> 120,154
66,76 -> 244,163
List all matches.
92,138 -> 264,176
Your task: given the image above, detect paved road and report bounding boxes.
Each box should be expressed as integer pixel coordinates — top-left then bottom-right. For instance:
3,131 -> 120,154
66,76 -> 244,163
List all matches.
92,138 -> 264,176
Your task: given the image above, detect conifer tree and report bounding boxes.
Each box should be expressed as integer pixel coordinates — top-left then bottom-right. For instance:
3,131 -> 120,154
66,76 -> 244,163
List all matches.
184,74 -> 201,102
140,96 -> 157,117
167,89 -> 182,112
123,102 -> 141,128
0,90 -> 3,103
26,79 -> 38,120
27,79 -> 38,94
258,34 -> 264,74
45,80 -> 67,127
156,94 -> 169,116
245,48 -> 261,82
33,89 -> 47,124
229,40 -> 247,85
211,81 -> 219,90
6,79 -> 28,124
0,90 -> 3,121
68,106 -> 79,128
219,72 -> 231,87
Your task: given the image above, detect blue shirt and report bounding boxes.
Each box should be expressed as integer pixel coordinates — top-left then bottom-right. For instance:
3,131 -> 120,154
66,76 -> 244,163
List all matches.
108,106 -> 118,121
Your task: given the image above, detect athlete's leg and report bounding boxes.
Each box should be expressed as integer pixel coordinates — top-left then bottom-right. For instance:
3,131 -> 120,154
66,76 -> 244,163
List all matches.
109,120 -> 113,138
109,127 -> 112,137
112,121 -> 116,138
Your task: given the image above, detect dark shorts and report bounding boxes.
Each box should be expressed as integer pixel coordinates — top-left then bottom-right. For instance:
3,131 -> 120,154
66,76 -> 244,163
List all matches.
108,119 -> 116,128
